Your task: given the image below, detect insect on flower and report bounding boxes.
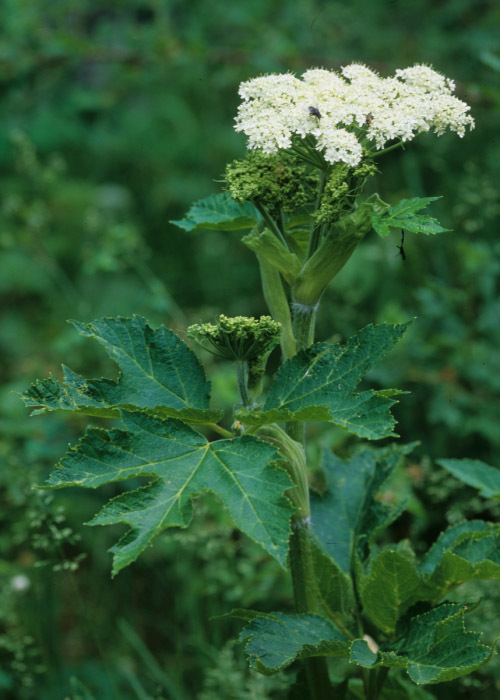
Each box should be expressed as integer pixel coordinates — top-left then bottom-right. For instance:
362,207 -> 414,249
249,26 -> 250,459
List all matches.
308,105 -> 322,119
365,112 -> 373,126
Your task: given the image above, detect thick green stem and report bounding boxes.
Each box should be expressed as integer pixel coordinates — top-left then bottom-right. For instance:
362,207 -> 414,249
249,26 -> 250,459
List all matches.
289,518 -> 332,697
254,178 -> 330,693
235,360 -> 252,408
292,302 -> 317,352
257,256 -> 296,360
286,299 -> 331,695
289,518 -> 317,612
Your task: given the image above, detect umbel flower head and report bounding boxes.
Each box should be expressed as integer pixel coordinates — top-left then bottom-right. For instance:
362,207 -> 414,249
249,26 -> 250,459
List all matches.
235,63 -> 474,166
188,315 -> 282,391
187,315 -> 281,363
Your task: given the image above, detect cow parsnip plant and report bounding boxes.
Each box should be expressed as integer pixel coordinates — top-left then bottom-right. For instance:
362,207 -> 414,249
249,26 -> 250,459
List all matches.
24,64 -> 500,699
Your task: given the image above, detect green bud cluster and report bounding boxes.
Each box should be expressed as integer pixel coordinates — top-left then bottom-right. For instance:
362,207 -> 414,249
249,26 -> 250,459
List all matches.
225,151 -> 319,219
188,314 -> 281,361
314,160 -> 378,225
188,315 -> 282,395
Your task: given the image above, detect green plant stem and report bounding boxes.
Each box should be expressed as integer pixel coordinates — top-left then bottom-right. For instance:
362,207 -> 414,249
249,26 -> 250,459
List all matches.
365,666 -> 390,700
373,667 -> 390,699
292,302 -> 317,352
289,518 -> 332,697
236,360 -> 252,408
257,256 -> 296,359
289,518 -> 318,612
285,297 -> 331,696
306,170 -> 327,260
204,423 -> 234,439
290,144 -> 322,169
367,140 -> 404,158
285,304 -> 316,441
253,200 -> 289,249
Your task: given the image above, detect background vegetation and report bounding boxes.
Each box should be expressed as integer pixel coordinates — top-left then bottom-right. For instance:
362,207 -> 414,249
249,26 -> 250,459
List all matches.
1,1 -> 499,697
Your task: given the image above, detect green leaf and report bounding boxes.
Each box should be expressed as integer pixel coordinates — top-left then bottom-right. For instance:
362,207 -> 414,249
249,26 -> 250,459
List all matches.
22,316 -> 223,424
311,540 -> 355,617
360,550 -> 424,635
237,322 -> 410,438
350,639 -> 379,668
47,411 -> 294,574
354,604 -> 494,685
420,520 -> 500,602
438,458 -> 500,500
235,611 -> 350,674
310,444 -> 414,573
370,197 -> 450,238
170,193 -> 259,231
420,520 -> 496,574
392,604 -> 493,684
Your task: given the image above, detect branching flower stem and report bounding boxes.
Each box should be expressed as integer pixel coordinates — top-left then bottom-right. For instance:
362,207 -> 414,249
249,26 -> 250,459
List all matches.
252,200 -> 290,250
367,140 -> 405,158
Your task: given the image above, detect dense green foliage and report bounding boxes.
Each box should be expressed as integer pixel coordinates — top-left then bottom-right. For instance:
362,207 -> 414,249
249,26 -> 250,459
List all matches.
3,1 -> 500,698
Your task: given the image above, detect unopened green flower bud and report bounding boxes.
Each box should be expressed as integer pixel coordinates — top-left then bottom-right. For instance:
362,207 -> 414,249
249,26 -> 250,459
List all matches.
188,315 -> 281,362
313,160 -> 379,225
224,151 -> 318,218
188,315 -> 282,396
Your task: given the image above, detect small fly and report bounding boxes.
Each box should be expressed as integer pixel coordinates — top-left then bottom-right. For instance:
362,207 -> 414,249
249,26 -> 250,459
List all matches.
308,106 -> 322,120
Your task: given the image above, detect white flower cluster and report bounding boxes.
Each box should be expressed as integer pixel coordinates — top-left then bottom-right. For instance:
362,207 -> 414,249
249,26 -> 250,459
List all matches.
235,64 -> 474,166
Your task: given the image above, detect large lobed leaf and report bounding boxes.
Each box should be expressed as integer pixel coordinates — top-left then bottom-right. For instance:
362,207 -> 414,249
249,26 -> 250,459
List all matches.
170,193 -> 259,231
233,604 -> 494,685
22,316 -> 223,424
47,411 -> 294,574
370,197 -> 450,238
353,604 -> 493,684
360,520 -> 500,633
310,444 -> 414,574
310,442 -> 500,634
419,520 -> 500,602
233,610 -> 350,674
238,322 -> 411,439
438,458 -> 500,500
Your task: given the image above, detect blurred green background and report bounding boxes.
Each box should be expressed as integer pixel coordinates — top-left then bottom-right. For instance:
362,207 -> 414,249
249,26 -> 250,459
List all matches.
1,1 -> 499,697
